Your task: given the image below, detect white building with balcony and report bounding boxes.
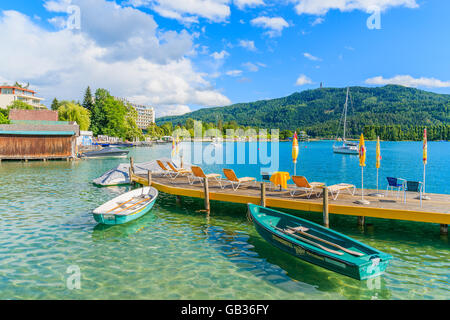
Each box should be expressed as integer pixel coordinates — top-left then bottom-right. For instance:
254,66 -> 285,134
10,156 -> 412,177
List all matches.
116,97 -> 155,130
0,86 -> 45,109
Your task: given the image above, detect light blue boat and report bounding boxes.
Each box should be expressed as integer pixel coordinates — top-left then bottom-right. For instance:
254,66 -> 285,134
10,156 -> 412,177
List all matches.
93,187 -> 158,225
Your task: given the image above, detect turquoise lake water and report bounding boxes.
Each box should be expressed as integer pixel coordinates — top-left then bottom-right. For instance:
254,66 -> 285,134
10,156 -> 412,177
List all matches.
0,141 -> 448,299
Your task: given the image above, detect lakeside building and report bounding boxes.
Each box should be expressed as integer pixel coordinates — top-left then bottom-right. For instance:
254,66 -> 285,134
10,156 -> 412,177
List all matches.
0,85 -> 45,109
116,97 -> 155,130
0,109 -> 79,161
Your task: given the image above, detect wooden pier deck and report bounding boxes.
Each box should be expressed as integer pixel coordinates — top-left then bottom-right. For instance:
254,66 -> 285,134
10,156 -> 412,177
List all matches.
131,171 -> 450,230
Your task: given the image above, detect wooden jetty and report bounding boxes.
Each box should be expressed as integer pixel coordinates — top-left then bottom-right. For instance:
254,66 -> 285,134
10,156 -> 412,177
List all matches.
128,161 -> 450,235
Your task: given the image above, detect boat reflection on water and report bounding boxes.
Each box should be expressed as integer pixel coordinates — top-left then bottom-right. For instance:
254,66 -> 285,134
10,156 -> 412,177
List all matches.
203,225 -> 320,294
91,212 -> 157,241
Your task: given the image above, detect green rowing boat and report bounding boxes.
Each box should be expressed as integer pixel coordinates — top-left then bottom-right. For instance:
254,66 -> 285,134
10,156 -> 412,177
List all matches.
248,204 -> 392,280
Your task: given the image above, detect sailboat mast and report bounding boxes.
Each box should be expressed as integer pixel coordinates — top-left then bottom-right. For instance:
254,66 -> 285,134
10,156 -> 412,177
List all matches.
343,87 -> 349,142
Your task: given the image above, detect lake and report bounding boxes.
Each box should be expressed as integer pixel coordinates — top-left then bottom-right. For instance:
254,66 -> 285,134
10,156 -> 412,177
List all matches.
0,141 -> 448,299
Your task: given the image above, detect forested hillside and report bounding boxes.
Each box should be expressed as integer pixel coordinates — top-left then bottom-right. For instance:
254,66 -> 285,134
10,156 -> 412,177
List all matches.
157,85 -> 450,139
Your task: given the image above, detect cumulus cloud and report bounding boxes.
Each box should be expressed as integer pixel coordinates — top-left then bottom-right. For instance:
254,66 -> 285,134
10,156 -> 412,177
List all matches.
365,75 -> 450,88
210,50 -> 230,60
292,0 -> 419,15
242,62 -> 266,72
239,39 -> 257,51
303,52 -> 322,61
226,70 -> 243,76
295,74 -> 313,86
234,0 -> 265,10
250,16 -> 290,37
0,6 -> 230,116
156,104 -> 192,117
127,0 -> 231,23
311,17 -> 324,25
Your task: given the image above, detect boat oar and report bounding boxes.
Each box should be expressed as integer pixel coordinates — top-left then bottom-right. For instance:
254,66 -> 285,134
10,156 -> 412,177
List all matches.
273,226 -> 344,256
287,226 -> 364,257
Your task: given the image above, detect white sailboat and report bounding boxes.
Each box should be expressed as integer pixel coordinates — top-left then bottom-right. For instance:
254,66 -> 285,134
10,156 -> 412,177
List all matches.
333,87 -> 359,155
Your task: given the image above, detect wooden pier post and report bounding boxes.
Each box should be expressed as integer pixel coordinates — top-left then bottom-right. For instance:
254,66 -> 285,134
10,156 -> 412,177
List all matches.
441,224 -> 448,235
323,186 -> 329,228
147,170 -> 152,186
203,178 -> 210,213
358,216 -> 365,227
129,157 -> 135,185
260,182 -> 266,207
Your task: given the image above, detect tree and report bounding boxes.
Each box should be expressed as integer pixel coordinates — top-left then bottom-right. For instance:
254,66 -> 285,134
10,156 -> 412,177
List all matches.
7,100 -> 34,110
51,98 -> 60,111
89,89 -> 109,136
0,112 -> 10,124
82,86 -> 94,111
57,101 -> 91,131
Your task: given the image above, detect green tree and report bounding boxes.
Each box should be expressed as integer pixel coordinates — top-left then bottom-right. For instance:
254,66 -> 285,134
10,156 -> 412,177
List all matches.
82,86 -> 94,111
51,98 -> 60,111
0,112 -> 10,124
7,100 -> 34,110
57,101 -> 91,131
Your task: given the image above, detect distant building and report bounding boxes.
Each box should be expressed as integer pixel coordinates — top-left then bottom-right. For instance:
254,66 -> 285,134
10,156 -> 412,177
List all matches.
116,98 -> 155,130
0,85 -> 45,109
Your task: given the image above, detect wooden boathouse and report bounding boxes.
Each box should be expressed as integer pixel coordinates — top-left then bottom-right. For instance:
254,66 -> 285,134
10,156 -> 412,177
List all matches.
0,122 -> 79,161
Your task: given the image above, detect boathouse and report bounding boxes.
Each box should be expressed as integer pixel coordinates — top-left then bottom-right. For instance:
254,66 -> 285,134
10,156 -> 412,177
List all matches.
0,110 -> 80,160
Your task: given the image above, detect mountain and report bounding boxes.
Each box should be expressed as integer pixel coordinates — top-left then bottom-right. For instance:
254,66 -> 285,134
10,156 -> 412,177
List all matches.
157,85 -> 450,138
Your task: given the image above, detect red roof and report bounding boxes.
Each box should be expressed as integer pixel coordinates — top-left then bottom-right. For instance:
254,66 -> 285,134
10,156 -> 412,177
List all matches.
0,86 -> 36,94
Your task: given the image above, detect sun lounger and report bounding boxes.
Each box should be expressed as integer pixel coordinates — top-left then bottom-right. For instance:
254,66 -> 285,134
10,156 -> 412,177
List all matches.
157,160 -> 172,177
189,166 -> 222,187
222,169 -> 257,191
166,162 -> 192,180
326,183 -> 356,200
289,176 -> 325,198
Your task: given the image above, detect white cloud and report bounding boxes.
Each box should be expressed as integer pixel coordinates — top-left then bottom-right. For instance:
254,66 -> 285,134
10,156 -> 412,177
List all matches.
365,75 -> 450,88
250,16 -> 290,37
156,104 -> 192,117
303,52 -> 322,61
45,0 -> 193,64
242,62 -> 265,72
311,17 -> 324,25
295,74 -> 313,86
0,8 -> 230,116
293,0 -> 419,15
234,0 -> 265,10
127,0 -> 231,23
210,50 -> 229,60
239,39 -> 257,51
226,70 -> 243,76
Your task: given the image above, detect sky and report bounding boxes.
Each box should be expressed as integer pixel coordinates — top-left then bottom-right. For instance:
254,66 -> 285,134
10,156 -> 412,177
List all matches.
0,0 -> 449,118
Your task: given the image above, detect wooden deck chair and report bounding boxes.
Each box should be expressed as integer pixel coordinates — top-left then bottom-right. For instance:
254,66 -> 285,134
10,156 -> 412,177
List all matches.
223,169 -> 257,191
166,162 -> 192,180
189,166 -> 222,187
157,160 -> 172,177
327,183 -> 356,200
289,176 -> 325,198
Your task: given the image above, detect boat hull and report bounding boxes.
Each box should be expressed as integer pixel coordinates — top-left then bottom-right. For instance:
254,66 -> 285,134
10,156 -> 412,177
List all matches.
93,187 -> 158,225
248,204 -> 392,280
333,146 -> 359,155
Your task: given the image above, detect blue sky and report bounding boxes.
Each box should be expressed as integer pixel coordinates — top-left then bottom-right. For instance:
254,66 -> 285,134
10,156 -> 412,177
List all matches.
0,0 -> 449,117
